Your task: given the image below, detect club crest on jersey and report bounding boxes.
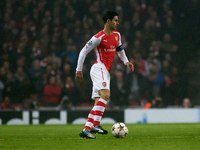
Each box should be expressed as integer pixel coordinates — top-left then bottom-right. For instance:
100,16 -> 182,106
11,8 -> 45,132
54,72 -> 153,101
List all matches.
102,82 -> 107,87
115,36 -> 118,41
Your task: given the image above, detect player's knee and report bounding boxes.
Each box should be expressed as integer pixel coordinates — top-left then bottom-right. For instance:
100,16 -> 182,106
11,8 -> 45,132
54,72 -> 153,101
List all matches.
103,94 -> 110,101
99,89 -> 110,101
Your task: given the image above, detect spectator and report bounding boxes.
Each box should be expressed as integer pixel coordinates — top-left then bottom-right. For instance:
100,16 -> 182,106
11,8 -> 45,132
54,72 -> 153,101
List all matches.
2,61 -> 11,74
60,63 -> 73,81
31,40 -> 44,61
151,97 -> 163,108
182,98 -> 192,108
161,33 -> 173,56
146,52 -> 161,72
148,64 -> 165,98
0,96 -> 15,111
169,66 -> 187,105
0,67 -> 7,82
28,59 -> 44,102
133,53 -> 149,77
161,59 -> 171,75
160,74 -> 176,106
149,40 -> 162,58
22,98 -> 35,110
130,12 -> 143,33
170,44 -> 182,69
0,80 -> 5,103
61,44 -> 78,69
131,39 -> 147,59
163,16 -> 177,40
4,72 -> 20,104
61,76 -> 79,106
126,70 -> 147,107
14,67 -> 31,100
16,56 -> 29,73
110,71 -> 129,107
142,20 -> 156,49
43,76 -> 61,107
56,95 -> 73,110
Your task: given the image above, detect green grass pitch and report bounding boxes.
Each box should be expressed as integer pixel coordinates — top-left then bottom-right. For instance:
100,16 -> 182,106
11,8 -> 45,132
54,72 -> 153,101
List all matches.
0,123 -> 200,150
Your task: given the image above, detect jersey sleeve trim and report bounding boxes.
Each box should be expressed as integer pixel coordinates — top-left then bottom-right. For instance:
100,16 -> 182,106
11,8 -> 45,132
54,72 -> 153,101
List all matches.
76,71 -> 82,74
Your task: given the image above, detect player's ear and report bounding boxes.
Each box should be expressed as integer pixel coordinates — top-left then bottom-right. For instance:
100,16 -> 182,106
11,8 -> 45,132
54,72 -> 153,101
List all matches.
107,19 -> 111,24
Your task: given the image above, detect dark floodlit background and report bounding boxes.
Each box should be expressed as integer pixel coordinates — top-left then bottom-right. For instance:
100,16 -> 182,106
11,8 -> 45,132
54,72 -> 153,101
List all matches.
0,0 -> 200,111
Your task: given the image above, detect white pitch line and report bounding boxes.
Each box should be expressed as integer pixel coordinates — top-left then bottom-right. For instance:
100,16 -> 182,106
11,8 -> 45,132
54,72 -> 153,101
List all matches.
147,136 -> 200,139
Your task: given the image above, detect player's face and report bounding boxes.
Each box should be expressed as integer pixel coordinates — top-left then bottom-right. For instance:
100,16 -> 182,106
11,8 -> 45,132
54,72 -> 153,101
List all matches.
110,16 -> 119,30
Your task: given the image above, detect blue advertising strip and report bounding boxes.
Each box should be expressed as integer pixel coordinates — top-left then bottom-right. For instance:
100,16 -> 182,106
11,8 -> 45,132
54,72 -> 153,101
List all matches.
199,109 -> 200,123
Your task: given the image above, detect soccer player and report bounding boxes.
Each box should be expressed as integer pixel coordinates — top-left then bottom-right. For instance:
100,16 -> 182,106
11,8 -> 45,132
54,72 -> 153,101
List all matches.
75,10 -> 134,139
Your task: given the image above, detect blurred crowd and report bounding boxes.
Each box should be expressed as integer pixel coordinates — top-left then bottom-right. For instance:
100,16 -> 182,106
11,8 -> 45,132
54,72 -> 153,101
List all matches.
0,0 -> 199,111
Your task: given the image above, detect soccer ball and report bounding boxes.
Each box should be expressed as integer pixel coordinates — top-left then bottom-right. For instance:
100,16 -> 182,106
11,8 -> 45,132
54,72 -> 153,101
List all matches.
111,122 -> 128,138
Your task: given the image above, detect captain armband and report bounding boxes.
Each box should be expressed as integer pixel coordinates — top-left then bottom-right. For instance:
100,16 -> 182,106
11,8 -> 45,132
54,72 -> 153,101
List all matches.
116,45 -> 123,52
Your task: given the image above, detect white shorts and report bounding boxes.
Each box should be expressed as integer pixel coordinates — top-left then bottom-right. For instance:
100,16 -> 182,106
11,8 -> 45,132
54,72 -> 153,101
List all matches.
90,64 -> 110,100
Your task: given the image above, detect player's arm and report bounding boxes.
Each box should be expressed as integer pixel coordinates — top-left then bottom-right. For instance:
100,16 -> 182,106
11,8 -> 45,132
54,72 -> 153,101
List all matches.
116,33 -> 134,72
75,36 -> 100,82
116,46 -> 134,72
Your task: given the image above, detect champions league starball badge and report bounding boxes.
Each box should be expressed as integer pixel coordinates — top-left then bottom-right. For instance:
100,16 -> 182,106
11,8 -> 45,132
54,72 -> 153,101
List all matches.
87,40 -> 92,46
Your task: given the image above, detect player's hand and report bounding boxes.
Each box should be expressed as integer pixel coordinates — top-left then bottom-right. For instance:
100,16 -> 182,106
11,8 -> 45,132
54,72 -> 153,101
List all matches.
126,62 -> 134,72
75,72 -> 83,82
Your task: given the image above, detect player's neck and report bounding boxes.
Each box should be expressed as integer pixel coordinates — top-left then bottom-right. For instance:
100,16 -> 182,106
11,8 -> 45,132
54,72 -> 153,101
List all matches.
103,26 -> 113,35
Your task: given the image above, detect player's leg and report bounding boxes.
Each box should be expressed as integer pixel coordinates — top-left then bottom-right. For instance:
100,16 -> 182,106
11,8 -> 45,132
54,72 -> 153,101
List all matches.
90,65 -> 110,134
94,97 -> 100,105
81,97 -> 100,131
93,89 -> 110,126
90,89 -> 110,134
81,96 -> 100,128
79,103 -> 96,139
79,66 -> 100,138
80,65 -> 109,138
